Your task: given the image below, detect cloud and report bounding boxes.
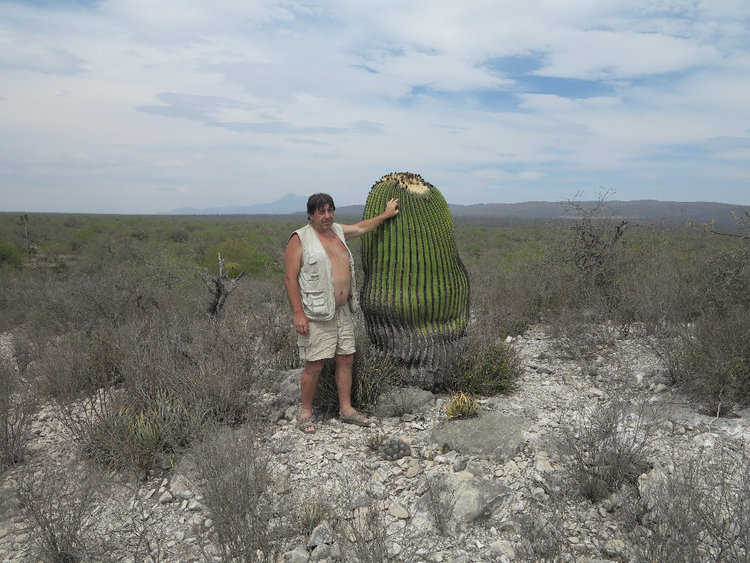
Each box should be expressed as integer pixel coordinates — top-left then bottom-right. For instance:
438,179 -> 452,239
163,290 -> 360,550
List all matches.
0,0 -> 748,213
534,30 -> 718,80
0,29 -> 84,74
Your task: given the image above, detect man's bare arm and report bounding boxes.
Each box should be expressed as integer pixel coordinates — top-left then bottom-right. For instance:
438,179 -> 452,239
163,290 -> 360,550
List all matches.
284,234 -> 309,334
342,198 -> 399,239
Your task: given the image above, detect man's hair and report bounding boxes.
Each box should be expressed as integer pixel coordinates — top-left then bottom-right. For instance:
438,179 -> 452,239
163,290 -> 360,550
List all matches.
307,193 -> 336,219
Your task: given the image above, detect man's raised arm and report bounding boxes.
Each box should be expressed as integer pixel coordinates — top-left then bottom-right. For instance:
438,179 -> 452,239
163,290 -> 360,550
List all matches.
342,198 -> 399,239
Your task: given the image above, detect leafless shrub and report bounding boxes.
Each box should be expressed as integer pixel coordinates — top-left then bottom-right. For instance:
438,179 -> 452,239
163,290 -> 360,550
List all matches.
560,398 -> 659,502
547,305 -> 617,360
16,462 -> 110,562
634,443 -> 750,562
335,504 -> 391,563
561,190 -> 628,292
196,252 -> 244,319
377,387 -> 424,418
243,280 -> 299,370
0,362 -> 36,470
421,475 -> 459,535
516,512 -> 565,562
110,497 -> 173,563
192,426 -> 294,562
465,255 -> 541,340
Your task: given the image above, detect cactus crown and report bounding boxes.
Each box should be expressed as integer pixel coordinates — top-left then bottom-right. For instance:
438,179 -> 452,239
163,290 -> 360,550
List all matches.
375,172 -> 431,195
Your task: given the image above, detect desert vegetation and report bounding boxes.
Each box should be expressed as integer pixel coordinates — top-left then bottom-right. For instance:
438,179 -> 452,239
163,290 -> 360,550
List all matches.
0,200 -> 748,561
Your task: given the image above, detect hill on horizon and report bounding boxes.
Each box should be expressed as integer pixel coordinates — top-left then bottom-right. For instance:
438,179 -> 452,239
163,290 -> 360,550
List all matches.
167,195 -> 747,230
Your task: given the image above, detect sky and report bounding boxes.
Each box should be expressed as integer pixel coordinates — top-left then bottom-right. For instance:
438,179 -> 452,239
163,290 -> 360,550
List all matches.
1,0 -> 749,214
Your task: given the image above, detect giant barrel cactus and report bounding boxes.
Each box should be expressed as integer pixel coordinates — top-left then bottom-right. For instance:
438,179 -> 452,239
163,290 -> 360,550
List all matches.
360,172 -> 470,374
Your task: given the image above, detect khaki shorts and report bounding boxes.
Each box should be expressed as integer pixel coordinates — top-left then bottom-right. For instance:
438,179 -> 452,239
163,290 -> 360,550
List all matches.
298,303 -> 356,362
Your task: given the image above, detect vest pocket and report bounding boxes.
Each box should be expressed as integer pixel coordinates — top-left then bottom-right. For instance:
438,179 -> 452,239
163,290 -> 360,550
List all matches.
302,290 -> 327,316
301,256 -> 321,289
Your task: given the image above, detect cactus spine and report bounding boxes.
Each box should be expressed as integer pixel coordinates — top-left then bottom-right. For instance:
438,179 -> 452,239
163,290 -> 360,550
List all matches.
360,172 -> 470,372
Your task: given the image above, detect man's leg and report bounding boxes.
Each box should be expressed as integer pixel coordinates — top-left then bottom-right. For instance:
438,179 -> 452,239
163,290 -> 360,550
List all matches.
300,359 -> 325,420
334,353 -> 354,416
335,353 -> 368,423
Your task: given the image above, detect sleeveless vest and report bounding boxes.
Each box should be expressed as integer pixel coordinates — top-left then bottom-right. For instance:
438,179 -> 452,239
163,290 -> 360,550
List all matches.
293,223 -> 358,321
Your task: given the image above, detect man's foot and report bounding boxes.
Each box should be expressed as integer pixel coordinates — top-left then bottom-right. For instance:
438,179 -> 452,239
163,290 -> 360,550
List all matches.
339,410 -> 370,427
298,416 -> 316,434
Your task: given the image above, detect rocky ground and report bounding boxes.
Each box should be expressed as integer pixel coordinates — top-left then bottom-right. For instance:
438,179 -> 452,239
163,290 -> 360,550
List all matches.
1,325 -> 749,562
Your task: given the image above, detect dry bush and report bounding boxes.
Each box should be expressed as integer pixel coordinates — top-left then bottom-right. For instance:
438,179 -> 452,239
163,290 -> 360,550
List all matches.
192,426 -> 294,562
612,233 -> 703,335
376,387 -> 427,418
331,472 -> 421,563
16,462 -> 110,562
560,398 -> 660,502
634,444 -> 750,562
447,337 -> 522,395
0,362 -> 37,470
547,305 -> 618,360
667,309 -> 750,415
241,279 -> 299,370
334,504 -> 391,563
516,511 -> 565,562
460,226 -> 548,341
53,308 -> 269,475
420,474 -> 459,536
664,245 -> 750,413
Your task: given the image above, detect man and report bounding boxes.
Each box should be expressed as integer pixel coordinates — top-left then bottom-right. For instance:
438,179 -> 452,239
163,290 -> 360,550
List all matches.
284,193 -> 399,434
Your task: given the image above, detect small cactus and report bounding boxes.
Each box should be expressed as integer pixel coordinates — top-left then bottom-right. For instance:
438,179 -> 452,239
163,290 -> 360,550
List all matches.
380,438 -> 412,461
444,392 -> 478,420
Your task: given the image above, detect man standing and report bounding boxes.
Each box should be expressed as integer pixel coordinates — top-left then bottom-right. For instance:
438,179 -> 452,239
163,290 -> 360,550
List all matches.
284,193 -> 399,434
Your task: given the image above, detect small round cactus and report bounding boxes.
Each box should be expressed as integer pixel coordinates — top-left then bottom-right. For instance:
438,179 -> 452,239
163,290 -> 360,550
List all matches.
380,438 -> 412,461
360,172 -> 470,371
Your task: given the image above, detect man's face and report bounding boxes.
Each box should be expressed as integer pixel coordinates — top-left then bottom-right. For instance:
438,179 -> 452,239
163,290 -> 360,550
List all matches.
309,204 -> 334,230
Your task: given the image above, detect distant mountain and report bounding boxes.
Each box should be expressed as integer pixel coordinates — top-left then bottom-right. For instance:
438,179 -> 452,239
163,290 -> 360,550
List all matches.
167,193 -> 308,215
167,196 -> 747,230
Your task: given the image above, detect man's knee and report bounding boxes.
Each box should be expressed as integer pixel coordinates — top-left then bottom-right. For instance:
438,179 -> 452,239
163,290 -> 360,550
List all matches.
304,359 -> 326,374
335,353 -> 354,366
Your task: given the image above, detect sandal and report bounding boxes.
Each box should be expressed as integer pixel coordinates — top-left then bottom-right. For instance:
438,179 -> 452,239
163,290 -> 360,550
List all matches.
339,410 -> 370,427
297,416 -> 316,434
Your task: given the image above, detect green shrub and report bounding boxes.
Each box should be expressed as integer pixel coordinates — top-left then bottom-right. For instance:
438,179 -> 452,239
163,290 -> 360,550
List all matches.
200,238 -> 281,279
85,390 -> 203,473
297,499 -> 331,536
0,239 -> 23,268
452,341 -> 521,395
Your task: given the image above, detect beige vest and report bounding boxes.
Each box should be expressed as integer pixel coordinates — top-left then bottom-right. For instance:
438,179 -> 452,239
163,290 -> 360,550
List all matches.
293,223 -> 358,321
